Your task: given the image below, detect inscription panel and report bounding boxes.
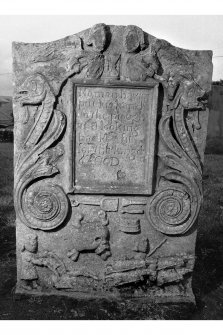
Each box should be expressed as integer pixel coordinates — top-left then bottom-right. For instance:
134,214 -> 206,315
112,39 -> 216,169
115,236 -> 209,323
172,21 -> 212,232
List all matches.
74,85 -> 158,194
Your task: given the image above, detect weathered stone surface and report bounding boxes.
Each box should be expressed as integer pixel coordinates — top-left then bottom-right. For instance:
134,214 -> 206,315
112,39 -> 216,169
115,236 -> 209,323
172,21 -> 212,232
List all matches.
74,85 -> 157,194
12,24 -> 213,305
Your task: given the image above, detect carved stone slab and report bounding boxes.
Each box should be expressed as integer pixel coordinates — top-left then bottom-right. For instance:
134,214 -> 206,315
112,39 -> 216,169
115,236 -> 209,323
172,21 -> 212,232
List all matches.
13,24 -> 213,305
73,83 -> 158,194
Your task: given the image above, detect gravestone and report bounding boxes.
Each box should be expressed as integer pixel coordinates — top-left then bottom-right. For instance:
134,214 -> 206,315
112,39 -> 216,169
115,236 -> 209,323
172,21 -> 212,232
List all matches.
12,24 -> 212,305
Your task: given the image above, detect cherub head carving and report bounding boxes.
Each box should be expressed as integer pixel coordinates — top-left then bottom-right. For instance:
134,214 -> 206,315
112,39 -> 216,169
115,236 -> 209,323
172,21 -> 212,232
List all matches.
123,25 -> 146,53
86,23 -> 108,53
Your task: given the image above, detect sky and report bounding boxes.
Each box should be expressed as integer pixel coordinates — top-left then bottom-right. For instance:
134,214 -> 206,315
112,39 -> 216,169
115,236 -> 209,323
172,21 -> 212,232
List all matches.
1,15 -> 223,95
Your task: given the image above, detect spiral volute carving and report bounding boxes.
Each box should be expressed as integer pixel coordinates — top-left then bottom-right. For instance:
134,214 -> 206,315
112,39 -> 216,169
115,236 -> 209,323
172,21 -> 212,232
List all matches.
22,183 -> 69,230
146,187 -> 195,235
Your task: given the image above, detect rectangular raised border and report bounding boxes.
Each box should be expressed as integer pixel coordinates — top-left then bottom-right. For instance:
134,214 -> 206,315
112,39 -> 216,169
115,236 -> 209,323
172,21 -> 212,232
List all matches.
65,80 -> 159,195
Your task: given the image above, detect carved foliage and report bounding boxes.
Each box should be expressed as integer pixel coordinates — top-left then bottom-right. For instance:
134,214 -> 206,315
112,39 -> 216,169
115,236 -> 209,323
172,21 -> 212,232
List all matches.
14,74 -> 69,230
146,72 -> 207,235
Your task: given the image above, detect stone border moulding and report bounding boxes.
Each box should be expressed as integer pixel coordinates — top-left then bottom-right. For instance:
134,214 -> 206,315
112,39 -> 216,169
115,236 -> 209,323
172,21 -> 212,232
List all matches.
12,24 -> 213,306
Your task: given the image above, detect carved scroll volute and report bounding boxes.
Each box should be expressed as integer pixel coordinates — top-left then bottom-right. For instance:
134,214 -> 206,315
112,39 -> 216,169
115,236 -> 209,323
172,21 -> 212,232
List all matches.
14,73 -> 69,230
146,72 -> 208,235
23,183 -> 69,230
146,185 -> 197,235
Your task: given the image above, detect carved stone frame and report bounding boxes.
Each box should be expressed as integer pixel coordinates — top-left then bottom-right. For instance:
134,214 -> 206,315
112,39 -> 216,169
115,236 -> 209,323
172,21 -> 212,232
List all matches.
65,79 -> 159,195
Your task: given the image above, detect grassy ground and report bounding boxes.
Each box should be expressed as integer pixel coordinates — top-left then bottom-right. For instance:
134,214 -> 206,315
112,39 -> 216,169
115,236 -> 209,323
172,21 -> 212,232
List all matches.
0,142 -> 223,319
192,154 -> 223,319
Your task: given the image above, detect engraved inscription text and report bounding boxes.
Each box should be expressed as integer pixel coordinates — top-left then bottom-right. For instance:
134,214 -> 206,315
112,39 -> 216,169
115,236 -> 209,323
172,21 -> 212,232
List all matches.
74,86 -> 155,193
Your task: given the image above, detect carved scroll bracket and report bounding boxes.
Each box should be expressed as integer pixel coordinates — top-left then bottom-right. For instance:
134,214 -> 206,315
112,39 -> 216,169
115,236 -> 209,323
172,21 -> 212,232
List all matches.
14,73 -> 69,230
146,71 -> 209,235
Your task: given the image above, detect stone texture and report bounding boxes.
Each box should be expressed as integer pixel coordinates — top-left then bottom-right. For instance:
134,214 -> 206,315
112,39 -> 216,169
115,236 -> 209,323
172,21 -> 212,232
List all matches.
12,24 -> 213,304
